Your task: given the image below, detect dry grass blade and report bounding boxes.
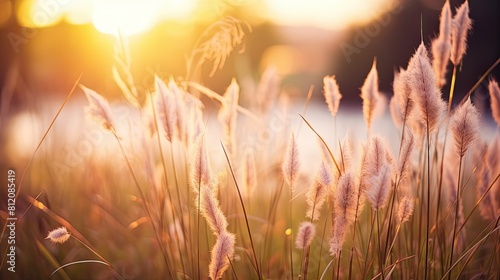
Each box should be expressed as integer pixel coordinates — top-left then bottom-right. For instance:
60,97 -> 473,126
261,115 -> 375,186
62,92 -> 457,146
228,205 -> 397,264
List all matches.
299,114 -> 341,174
50,260 -> 109,279
220,142 -> 262,279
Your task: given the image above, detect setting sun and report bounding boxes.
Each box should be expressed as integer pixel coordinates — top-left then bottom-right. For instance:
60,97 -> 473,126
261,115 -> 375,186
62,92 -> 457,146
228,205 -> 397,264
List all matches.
91,0 -> 161,36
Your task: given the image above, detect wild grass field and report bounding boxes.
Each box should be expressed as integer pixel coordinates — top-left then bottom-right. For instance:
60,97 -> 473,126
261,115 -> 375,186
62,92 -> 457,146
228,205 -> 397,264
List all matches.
1,1 -> 500,279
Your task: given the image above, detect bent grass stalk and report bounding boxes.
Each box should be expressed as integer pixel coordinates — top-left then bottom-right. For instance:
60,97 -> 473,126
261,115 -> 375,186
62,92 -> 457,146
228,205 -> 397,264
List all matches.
0,75 -> 81,267
111,129 -> 174,278
221,143 -> 262,279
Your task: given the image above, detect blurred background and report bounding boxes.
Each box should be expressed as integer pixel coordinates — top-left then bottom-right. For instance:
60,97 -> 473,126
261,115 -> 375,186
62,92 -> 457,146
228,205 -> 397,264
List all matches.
0,0 -> 498,109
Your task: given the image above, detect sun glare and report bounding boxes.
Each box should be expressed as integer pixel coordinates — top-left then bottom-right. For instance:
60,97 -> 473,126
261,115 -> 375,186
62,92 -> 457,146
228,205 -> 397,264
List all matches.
92,0 -> 161,36
15,0 -> 396,35
265,0 -> 396,29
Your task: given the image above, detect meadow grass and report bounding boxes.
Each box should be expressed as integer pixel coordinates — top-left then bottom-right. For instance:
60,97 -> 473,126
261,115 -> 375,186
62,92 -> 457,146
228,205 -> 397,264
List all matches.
1,3 -> 500,280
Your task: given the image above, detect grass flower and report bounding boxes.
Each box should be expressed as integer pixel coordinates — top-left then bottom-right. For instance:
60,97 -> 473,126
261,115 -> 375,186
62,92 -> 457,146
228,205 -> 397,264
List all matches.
154,75 -> 177,141
282,133 -> 300,191
218,78 -> 240,156
450,98 -> 480,157
295,222 -> 316,249
488,79 -> 500,127
209,231 -> 235,280
46,227 -> 70,244
197,17 -> 249,77
431,0 -> 452,87
199,186 -> 228,236
397,196 -> 414,223
408,43 -> 446,132
361,59 -> 385,132
306,162 -> 330,221
323,75 -> 342,117
190,134 -> 217,192
450,1 -> 472,66
330,171 -> 358,256
81,85 -> 114,131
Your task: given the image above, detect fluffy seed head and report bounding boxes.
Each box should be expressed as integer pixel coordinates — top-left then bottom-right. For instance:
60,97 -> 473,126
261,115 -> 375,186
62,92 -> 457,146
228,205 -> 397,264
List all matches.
306,163 -> 330,221
360,135 -> 393,192
335,172 -> 359,226
365,163 -> 392,210
190,134 -> 217,192
407,43 -> 446,132
397,131 -> 415,181
199,186 -> 228,236
489,79 -> 500,127
199,17 -> 248,77
361,59 -> 386,131
450,1 -> 472,66
450,98 -> 480,157
154,76 -> 177,141
330,172 -> 358,256
397,196 -> 414,223
218,78 -> 240,156
46,227 -> 70,244
295,222 -> 316,249
391,69 -> 414,128
257,65 -> 280,113
82,85 -> 114,131
282,133 -> 300,190
209,231 -> 236,280
431,0 -> 452,87
323,75 -> 343,117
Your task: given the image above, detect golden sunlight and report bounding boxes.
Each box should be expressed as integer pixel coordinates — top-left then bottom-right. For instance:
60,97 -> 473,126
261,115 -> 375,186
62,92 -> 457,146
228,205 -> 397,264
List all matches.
265,0 -> 396,29
91,0 -> 162,36
15,0 -> 395,35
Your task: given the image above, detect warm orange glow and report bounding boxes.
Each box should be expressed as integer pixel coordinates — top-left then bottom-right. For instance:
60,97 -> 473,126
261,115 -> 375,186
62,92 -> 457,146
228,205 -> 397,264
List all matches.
15,0 -> 396,34
265,0 -> 396,29
91,0 -> 161,36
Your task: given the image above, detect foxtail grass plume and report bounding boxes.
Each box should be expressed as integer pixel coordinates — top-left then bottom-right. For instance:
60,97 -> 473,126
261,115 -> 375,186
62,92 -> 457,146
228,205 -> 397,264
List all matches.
199,186 -> 228,235
282,133 -> 300,191
390,69 -> 413,128
390,95 -> 403,128
257,65 -> 280,113
431,0 -> 452,87
154,76 -> 177,141
360,135 -> 393,192
81,85 -> 114,131
218,78 -> 239,156
397,130 -> 415,181
295,222 -> 316,249
190,134 -> 217,192
450,98 -> 480,157
488,79 -> 500,127
323,75 -> 342,117
330,172 -> 358,256
306,162 -> 330,221
242,151 -> 257,197
361,59 -> 386,131
450,1 -> 472,66
396,196 -> 414,223
407,43 -> 446,132
365,163 -> 392,210
208,231 -> 235,280
167,78 -> 187,143
46,227 -> 70,244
